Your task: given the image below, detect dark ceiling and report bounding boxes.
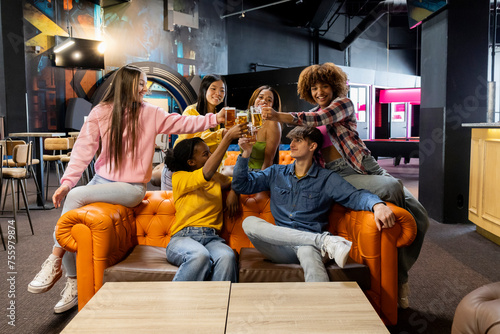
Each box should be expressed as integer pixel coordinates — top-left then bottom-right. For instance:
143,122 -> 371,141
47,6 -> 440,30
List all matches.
222,0 -> 410,30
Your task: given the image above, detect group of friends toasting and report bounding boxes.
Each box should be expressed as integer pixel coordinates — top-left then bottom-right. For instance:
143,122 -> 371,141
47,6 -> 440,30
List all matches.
27,62 -> 428,314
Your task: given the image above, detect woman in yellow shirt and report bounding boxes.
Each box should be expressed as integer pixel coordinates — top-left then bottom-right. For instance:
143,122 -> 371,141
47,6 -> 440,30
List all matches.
162,74 -> 228,190
164,122 -> 245,282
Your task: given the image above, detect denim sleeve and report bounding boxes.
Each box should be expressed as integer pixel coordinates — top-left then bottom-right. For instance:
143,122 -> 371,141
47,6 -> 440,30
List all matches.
324,171 -> 383,211
231,155 -> 271,194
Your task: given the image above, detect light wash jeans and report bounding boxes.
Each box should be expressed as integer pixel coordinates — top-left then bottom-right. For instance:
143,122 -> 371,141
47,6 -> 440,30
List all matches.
327,155 -> 429,284
53,174 -> 146,277
166,227 -> 237,282
243,216 -> 331,282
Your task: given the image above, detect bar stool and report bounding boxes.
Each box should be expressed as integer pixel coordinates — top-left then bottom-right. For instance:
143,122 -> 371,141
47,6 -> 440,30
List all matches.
1,142 -> 35,243
0,144 -> 6,250
43,138 -> 69,199
2,139 -> 42,203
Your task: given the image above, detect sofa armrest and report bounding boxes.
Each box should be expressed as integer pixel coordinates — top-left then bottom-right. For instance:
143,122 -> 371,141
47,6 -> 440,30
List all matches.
330,202 -> 417,325
56,203 -> 137,311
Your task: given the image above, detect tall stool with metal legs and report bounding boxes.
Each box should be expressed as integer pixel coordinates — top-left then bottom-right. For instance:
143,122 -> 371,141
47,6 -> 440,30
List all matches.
0,144 -> 6,250
43,138 -> 69,200
1,143 -> 35,243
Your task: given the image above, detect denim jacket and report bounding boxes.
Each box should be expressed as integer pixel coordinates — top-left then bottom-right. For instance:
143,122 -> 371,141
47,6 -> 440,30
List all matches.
232,156 -> 383,233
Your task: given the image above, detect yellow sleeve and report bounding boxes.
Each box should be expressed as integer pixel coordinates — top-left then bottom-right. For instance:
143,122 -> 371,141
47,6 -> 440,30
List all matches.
172,168 -> 207,198
175,105 -> 223,150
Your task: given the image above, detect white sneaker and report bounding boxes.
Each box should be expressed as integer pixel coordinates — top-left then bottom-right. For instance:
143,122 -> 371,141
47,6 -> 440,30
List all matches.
321,235 -> 352,268
54,278 -> 78,313
28,256 -> 62,293
398,282 -> 410,309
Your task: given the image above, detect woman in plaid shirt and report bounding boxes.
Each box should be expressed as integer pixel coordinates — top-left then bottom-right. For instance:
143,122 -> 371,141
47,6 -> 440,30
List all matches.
262,62 -> 428,310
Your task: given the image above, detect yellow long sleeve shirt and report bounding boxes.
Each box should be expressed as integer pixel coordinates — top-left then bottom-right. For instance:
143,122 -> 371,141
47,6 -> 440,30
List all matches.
170,168 -> 231,236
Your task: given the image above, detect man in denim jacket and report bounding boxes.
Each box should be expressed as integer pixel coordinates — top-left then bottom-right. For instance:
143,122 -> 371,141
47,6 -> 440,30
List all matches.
231,126 -> 395,282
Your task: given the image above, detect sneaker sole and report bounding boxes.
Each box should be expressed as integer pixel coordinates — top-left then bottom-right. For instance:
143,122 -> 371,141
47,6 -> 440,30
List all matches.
335,241 -> 352,268
27,270 -> 62,294
54,296 -> 78,314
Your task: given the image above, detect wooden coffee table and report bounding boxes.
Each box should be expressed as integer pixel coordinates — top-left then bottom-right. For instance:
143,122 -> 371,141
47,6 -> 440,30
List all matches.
62,281 -> 387,333
225,282 -> 388,334
61,281 -> 231,333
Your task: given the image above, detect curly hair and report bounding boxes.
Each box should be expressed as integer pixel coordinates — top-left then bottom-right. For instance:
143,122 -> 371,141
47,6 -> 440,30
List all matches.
297,63 -> 349,104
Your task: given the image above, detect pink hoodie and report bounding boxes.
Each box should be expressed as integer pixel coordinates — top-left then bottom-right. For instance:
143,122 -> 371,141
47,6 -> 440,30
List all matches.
61,102 -> 218,189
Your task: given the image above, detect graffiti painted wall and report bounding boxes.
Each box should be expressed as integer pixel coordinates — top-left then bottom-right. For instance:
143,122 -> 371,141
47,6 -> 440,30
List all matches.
23,0 -> 228,131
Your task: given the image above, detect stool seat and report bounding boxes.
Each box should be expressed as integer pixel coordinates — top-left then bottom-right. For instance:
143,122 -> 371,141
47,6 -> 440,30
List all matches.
452,281 -> 500,334
2,167 -> 27,178
43,154 -> 63,161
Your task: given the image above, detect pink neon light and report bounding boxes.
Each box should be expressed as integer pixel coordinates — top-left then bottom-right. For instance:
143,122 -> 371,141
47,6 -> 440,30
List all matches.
379,88 -> 421,105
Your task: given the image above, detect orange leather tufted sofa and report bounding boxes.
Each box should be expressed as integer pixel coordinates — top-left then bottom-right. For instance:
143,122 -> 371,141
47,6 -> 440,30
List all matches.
56,190 -> 416,325
223,150 -> 294,166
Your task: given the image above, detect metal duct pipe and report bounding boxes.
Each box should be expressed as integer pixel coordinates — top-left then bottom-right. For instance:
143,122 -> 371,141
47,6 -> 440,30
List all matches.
322,0 -> 407,51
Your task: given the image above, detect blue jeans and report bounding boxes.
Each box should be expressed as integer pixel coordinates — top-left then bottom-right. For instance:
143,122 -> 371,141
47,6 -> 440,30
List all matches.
54,174 -> 146,277
242,216 -> 330,282
166,227 -> 238,282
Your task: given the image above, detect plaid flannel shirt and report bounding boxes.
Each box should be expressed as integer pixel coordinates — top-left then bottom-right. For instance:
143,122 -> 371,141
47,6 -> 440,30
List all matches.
290,97 -> 371,174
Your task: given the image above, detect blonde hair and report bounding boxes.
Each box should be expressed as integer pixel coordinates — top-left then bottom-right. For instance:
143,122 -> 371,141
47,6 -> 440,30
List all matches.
100,65 -> 144,171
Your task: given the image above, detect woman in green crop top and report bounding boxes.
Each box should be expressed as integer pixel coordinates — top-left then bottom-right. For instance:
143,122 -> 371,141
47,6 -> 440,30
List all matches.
246,86 -> 282,170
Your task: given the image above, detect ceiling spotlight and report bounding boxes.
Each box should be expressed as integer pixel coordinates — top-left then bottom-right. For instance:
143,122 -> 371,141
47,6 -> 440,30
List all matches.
239,12 -> 246,19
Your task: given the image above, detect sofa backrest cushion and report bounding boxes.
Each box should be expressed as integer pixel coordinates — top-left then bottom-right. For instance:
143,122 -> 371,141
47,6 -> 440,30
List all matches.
133,191 -> 177,248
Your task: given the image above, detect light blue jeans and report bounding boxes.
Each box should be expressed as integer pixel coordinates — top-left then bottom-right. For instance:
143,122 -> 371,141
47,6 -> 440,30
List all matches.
166,227 -> 238,282
326,155 -> 429,284
243,216 -> 331,282
53,174 -> 147,277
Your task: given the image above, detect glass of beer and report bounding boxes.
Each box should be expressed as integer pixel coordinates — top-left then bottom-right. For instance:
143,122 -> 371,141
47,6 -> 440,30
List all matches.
251,106 -> 263,129
249,125 -> 258,143
225,107 -> 236,129
237,111 -> 248,125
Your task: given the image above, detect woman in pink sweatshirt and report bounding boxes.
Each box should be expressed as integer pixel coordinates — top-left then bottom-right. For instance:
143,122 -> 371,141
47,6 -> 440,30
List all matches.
27,64 -> 227,313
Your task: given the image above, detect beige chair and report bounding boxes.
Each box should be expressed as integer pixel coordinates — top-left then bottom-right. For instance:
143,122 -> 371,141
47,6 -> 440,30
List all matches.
1,142 -> 35,242
43,138 -> 70,199
0,144 -> 6,250
1,139 -> 42,203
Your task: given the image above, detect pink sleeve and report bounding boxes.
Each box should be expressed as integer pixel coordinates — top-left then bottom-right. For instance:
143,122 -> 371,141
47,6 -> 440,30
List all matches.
60,108 -> 101,189
155,108 -> 219,134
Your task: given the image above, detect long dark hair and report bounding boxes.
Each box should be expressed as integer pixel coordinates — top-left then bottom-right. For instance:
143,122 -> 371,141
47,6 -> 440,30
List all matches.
100,64 -> 144,171
247,85 -> 282,112
196,74 -> 226,115
164,137 -> 204,172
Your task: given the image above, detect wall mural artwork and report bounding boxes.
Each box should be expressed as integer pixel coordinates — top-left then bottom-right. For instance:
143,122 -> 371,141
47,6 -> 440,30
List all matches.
103,0 -> 227,77
22,0 -> 227,131
23,0 -> 103,131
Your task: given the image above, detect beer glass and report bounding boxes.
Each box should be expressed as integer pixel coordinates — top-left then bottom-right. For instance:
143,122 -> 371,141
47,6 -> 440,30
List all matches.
237,111 -> 252,138
225,107 -> 236,129
251,106 -> 263,129
249,125 -> 258,143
